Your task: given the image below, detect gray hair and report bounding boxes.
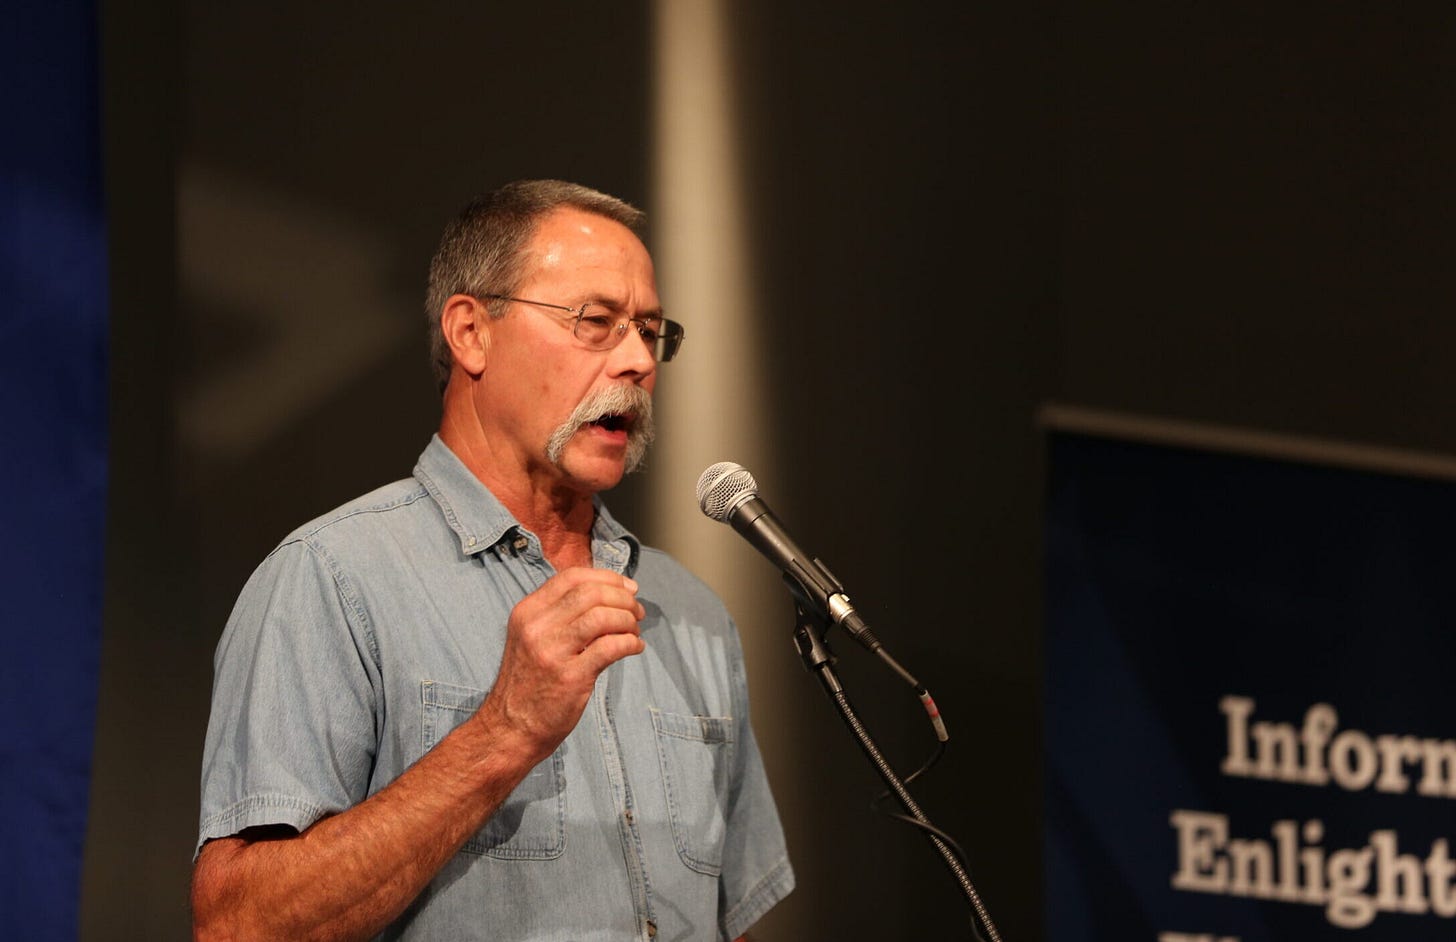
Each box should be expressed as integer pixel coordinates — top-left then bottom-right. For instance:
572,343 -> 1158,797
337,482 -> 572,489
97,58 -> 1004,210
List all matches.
424,179 -> 646,393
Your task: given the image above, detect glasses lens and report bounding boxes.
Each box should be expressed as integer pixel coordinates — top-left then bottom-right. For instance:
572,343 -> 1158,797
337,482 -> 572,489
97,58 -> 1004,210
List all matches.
657,321 -> 684,361
572,304 -> 616,348
572,304 -> 683,361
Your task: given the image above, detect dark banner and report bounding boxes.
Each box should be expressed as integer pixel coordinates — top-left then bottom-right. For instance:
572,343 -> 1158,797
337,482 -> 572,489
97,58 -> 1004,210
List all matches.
0,0 -> 109,937
1044,428 -> 1456,941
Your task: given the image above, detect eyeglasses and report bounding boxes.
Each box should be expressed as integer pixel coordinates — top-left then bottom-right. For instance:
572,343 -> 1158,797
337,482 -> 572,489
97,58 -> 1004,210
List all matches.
480,294 -> 685,362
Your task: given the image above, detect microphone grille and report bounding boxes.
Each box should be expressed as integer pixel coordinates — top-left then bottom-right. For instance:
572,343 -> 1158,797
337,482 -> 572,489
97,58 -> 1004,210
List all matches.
696,461 -> 759,522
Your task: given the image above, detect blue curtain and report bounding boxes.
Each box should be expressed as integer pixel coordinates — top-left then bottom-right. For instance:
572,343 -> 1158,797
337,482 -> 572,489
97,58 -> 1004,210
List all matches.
0,0 -> 109,937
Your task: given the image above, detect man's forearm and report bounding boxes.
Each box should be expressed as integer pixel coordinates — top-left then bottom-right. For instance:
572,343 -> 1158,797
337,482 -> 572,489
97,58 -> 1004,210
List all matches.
192,707 -> 542,942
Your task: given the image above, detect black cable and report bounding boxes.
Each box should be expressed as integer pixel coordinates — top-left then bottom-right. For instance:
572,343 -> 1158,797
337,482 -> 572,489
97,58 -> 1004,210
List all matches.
792,608 -> 1002,940
874,740 -> 947,802
827,687 -> 1004,942
876,807 -> 991,942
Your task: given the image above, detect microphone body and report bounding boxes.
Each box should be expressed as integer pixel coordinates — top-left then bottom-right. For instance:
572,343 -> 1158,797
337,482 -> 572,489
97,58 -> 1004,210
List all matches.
696,463 -> 871,640
696,460 -> 946,740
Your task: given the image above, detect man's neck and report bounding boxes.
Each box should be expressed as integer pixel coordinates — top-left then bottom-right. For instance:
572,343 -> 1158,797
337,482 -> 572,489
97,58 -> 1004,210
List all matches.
437,414 -> 598,572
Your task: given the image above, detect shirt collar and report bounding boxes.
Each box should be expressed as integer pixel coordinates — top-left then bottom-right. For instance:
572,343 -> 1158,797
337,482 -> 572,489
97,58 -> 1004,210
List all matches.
413,434 -> 641,573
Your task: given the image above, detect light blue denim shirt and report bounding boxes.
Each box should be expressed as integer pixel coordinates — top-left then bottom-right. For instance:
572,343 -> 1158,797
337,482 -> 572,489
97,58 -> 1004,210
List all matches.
197,435 -> 794,941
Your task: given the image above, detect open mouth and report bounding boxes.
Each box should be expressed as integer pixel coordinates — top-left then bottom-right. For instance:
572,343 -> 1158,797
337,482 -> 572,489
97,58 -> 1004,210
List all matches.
590,413 -> 632,433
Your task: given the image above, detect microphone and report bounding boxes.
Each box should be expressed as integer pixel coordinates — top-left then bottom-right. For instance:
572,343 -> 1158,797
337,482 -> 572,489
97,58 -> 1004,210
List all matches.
695,461 -> 875,645
696,461 -> 947,741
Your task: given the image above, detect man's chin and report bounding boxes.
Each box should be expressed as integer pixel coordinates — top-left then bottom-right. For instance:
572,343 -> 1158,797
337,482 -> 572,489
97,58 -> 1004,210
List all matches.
550,445 -> 629,492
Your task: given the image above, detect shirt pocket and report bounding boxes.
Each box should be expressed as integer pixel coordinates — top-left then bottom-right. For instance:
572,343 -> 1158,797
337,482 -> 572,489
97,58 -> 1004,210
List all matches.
650,707 -> 734,876
421,680 -> 566,859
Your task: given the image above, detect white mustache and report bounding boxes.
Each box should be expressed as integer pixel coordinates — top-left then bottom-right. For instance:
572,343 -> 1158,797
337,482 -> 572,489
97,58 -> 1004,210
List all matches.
545,385 -> 656,472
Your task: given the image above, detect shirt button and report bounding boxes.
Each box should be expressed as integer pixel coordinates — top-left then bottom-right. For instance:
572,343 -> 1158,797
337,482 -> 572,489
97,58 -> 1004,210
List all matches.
624,810 -> 634,825
513,536 -> 529,552
646,920 -> 658,939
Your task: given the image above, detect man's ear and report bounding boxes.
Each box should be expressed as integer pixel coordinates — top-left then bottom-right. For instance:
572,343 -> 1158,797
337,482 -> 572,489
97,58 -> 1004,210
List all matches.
440,294 -> 491,376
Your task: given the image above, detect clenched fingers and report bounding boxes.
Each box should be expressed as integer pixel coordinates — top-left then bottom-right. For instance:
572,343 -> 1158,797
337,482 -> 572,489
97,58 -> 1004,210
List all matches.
512,567 -> 646,661
486,568 -> 648,750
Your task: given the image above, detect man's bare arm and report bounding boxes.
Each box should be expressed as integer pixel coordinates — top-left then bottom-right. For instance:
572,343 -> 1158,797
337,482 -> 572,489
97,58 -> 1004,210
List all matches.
192,569 -> 646,942
193,704 -> 536,941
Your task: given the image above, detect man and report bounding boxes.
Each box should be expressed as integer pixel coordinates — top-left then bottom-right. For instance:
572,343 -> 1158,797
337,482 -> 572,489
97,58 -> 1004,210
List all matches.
191,180 -> 794,941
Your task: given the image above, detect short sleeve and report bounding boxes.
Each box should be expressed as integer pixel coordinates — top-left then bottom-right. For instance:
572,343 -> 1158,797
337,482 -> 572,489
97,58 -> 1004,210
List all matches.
195,538 -> 380,858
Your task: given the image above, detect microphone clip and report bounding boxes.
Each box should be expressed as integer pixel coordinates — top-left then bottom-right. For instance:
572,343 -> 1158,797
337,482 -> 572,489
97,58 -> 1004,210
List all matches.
791,603 -> 842,692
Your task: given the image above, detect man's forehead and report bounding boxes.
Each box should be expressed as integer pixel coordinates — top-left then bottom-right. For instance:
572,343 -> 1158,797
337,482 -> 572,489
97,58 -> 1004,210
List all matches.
532,208 -> 642,254
523,208 -> 656,290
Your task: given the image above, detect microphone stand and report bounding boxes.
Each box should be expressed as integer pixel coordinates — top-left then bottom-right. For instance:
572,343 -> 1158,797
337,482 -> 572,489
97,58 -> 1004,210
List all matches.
790,602 -> 1003,942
